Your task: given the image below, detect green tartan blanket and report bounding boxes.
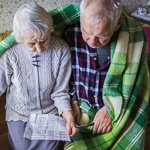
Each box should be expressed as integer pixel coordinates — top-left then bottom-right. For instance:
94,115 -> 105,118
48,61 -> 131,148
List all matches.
0,3 -> 149,150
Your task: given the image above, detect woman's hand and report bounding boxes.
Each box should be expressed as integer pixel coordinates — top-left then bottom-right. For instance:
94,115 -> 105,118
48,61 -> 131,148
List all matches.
71,100 -> 82,126
62,110 -> 78,138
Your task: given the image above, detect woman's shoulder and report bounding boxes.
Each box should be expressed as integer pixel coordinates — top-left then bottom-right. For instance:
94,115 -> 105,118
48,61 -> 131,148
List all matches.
49,34 -> 71,58
50,34 -> 69,49
0,42 -> 22,61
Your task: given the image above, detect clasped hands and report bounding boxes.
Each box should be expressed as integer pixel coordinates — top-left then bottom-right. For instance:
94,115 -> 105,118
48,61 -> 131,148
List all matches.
71,100 -> 112,134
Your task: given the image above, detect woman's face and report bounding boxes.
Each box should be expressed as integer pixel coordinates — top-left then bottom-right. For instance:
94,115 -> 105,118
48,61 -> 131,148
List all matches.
22,30 -> 51,53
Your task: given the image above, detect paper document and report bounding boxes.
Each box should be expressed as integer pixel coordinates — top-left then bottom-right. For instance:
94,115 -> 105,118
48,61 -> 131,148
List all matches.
23,114 -> 71,141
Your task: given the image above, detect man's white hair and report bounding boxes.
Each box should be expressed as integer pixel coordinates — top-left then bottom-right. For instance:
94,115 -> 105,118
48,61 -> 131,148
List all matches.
13,3 -> 54,42
80,0 -> 123,30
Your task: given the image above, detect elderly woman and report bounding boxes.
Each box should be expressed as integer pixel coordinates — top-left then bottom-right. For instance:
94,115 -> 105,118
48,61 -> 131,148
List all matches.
0,3 -> 77,150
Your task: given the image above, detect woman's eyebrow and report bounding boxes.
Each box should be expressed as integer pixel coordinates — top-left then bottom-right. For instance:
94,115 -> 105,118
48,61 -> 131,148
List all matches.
40,36 -> 49,41
28,42 -> 35,44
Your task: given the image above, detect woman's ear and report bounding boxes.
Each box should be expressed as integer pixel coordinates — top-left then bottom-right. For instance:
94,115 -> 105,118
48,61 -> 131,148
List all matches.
115,17 -> 125,31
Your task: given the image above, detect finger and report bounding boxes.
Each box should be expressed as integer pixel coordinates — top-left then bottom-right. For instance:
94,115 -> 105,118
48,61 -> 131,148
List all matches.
93,121 -> 100,134
106,125 -> 112,133
75,114 -> 81,126
96,124 -> 103,134
75,118 -> 80,126
101,126 -> 107,134
73,127 -> 78,136
66,124 -> 72,135
100,120 -> 110,133
69,127 -> 78,138
93,114 -> 98,123
70,127 -> 78,138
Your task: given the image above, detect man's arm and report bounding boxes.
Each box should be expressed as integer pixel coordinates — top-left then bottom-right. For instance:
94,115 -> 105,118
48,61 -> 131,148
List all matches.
69,68 -> 82,126
71,100 -> 81,126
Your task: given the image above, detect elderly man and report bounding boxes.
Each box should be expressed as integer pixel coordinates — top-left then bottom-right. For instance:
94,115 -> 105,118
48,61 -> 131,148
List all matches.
64,0 -> 149,149
65,0 -> 124,133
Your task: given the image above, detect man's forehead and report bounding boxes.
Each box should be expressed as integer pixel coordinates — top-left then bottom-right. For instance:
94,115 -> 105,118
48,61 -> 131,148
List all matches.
81,17 -> 112,37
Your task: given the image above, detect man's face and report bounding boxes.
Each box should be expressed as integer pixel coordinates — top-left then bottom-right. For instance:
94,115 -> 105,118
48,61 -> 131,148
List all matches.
81,13 -> 115,49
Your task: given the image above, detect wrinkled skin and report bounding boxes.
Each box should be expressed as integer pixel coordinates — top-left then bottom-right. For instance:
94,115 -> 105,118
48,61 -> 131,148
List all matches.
62,110 -> 78,138
71,101 -> 82,126
71,101 -> 112,134
93,106 -> 112,134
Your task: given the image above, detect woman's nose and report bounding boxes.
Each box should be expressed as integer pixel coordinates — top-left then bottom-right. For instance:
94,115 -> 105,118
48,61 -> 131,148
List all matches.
35,43 -> 43,53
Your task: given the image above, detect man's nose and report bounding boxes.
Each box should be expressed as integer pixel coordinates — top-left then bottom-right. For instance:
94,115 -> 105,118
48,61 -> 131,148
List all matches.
89,36 -> 98,47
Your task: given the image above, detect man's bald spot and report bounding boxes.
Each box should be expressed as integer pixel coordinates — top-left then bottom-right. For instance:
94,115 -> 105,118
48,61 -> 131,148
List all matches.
83,0 -> 110,24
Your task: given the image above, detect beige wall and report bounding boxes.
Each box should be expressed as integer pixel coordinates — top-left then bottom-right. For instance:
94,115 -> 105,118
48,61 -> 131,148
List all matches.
0,0 -> 82,33
0,0 -> 148,33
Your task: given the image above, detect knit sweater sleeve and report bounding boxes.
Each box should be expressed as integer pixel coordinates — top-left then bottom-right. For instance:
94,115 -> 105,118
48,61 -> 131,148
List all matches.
51,37 -> 72,115
0,48 -> 13,96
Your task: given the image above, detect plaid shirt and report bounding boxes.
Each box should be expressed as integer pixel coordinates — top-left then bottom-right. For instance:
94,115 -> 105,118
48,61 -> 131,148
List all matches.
64,22 -> 110,110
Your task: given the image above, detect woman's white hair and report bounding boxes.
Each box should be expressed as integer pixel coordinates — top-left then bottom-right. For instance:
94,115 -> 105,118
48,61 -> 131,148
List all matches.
13,3 -> 54,42
80,0 -> 123,30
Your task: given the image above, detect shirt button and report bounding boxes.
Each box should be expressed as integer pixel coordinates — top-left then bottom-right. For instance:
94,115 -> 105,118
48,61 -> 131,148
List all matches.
94,57 -> 97,61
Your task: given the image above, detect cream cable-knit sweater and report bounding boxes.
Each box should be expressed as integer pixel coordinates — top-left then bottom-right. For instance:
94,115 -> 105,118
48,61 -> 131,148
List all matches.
0,34 -> 72,122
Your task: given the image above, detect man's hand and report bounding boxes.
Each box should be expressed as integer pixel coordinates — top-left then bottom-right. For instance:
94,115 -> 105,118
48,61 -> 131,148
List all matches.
93,106 -> 112,134
71,100 -> 81,126
62,110 -> 78,138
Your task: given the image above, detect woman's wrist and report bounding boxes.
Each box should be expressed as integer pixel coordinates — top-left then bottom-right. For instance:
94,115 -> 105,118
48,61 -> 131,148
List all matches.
62,110 -> 74,122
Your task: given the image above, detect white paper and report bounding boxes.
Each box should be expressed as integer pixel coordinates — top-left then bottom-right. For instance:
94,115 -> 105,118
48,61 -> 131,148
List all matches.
23,114 -> 71,141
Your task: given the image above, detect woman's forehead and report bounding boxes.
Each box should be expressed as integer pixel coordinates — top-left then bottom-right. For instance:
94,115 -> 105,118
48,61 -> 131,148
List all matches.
23,30 -> 50,42
23,30 -> 35,42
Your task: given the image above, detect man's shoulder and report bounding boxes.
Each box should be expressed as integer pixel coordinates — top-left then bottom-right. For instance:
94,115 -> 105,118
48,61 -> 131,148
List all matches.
64,22 -> 82,39
63,22 -> 86,48
65,22 -> 81,31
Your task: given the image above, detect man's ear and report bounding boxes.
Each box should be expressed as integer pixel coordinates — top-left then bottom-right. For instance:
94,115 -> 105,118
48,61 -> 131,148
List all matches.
115,16 -> 125,31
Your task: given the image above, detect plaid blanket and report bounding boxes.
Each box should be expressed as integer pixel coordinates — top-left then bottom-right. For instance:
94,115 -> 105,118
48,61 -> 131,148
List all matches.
0,3 -> 149,150
64,11 -> 150,150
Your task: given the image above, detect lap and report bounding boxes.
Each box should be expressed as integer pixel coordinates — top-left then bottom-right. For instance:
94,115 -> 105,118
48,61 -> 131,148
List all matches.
7,120 -> 60,150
